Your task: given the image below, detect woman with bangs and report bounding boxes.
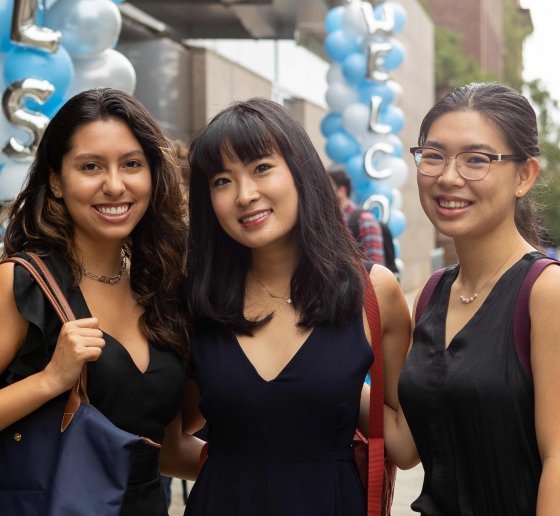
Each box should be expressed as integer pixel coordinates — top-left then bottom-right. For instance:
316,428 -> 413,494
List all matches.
0,88 -> 203,515
181,98 -> 415,516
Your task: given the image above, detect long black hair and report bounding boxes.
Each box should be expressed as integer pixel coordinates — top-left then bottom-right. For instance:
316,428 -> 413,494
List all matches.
3,88 -> 190,366
418,82 -> 542,247
186,97 -> 365,335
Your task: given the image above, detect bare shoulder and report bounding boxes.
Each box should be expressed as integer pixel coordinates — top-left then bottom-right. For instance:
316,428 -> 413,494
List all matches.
369,263 -> 401,297
0,261 -> 16,296
530,262 -> 560,310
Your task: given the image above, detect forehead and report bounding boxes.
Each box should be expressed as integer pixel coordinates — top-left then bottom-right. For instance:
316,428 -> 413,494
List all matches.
68,119 -> 140,155
427,111 -> 509,150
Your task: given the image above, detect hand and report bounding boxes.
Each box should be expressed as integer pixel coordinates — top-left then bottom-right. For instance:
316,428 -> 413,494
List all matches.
41,318 -> 105,394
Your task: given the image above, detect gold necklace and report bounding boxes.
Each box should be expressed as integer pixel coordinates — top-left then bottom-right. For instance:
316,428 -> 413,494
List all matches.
252,275 -> 292,304
458,252 -> 513,305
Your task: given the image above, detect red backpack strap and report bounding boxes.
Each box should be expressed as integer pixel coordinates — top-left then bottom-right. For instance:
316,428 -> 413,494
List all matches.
513,258 -> 559,383
362,265 -> 384,516
415,268 -> 446,326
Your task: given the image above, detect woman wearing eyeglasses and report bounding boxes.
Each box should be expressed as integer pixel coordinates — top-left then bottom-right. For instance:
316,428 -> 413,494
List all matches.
385,83 -> 560,515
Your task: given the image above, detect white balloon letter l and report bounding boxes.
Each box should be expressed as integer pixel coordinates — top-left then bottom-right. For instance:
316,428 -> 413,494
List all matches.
11,0 -> 61,52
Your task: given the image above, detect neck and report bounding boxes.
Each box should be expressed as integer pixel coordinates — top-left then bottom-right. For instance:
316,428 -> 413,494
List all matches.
453,222 -> 532,290
250,233 -> 300,291
74,234 -> 125,278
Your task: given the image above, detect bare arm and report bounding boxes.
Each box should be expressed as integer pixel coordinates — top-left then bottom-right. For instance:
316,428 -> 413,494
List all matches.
160,380 -> 206,480
357,265 -> 419,469
0,262 -> 105,431
530,266 -> 560,515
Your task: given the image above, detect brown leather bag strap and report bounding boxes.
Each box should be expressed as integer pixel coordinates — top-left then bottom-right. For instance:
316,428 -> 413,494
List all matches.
1,253 -> 86,432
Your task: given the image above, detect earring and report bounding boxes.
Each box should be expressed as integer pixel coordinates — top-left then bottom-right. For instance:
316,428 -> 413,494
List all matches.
55,191 -> 59,196
518,190 -> 523,195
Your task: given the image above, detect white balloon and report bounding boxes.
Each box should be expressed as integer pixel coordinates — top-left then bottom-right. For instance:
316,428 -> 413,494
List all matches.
395,257 -> 405,277
325,82 -> 359,113
0,159 -> 32,202
379,156 -> 409,189
360,132 -> 391,153
326,63 -> 345,85
387,80 -> 404,107
391,187 -> 403,210
342,1 -> 367,36
67,49 -> 136,98
342,103 -> 370,138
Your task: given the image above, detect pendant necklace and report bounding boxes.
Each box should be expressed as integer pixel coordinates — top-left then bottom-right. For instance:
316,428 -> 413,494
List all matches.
252,275 -> 292,304
81,250 -> 127,285
458,252 -> 513,305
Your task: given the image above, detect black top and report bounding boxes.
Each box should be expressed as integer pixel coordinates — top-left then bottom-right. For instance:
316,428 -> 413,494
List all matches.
1,252 -> 187,516
399,253 -> 545,516
185,317 -> 373,516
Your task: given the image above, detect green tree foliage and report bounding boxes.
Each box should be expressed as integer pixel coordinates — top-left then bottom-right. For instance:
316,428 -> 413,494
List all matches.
434,26 -> 498,99
526,79 -> 560,244
503,0 -> 534,92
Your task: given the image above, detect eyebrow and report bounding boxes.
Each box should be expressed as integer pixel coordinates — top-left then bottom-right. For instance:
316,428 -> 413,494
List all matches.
220,153 -> 274,173
73,150 -> 145,161
424,140 -> 498,153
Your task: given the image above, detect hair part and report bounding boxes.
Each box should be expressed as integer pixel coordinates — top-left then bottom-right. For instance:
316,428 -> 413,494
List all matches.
418,82 -> 543,248
187,97 -> 366,335
2,88 -> 191,369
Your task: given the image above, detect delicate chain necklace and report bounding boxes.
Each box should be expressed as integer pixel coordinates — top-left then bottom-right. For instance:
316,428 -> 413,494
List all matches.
81,250 -> 127,285
252,275 -> 292,304
458,253 -> 513,305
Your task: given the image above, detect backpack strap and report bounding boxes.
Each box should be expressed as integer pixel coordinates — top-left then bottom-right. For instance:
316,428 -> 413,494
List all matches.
361,263 -> 384,516
513,257 -> 559,383
349,208 -> 365,241
415,268 -> 446,326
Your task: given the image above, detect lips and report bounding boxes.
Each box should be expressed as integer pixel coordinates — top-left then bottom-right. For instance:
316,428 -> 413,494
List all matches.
94,203 -> 131,216
438,200 -> 471,209
239,209 -> 272,224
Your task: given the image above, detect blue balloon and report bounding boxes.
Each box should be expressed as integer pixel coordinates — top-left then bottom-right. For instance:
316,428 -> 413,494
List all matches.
388,209 -> 407,238
342,52 -> 367,86
325,6 -> 346,33
384,39 -> 405,71
361,180 -> 393,204
0,0 -> 14,52
324,30 -> 361,63
321,113 -> 343,137
4,46 -> 74,114
326,131 -> 360,164
388,135 -> 404,157
380,105 -> 405,135
112,0 -> 126,3
345,154 -> 369,191
392,239 -> 401,259
374,2 -> 407,35
358,81 -> 393,106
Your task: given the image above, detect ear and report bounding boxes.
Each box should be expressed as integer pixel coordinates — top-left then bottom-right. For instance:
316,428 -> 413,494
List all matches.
516,157 -> 540,198
49,169 -> 61,198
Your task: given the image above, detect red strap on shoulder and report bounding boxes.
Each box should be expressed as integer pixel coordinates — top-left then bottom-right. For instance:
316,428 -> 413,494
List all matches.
513,258 -> 559,382
415,268 -> 446,325
362,266 -> 384,516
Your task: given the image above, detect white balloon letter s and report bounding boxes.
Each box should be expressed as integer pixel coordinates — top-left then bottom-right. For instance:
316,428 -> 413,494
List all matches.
2,79 -> 55,160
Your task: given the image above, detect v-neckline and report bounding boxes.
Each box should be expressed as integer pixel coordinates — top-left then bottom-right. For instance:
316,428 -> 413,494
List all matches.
233,326 -> 318,383
440,254 -> 534,353
77,287 -> 152,375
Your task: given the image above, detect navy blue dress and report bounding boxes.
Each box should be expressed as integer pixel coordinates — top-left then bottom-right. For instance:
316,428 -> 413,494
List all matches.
185,318 -> 373,516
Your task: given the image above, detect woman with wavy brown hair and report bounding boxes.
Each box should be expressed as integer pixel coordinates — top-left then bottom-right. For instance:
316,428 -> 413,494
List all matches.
0,88 -> 202,515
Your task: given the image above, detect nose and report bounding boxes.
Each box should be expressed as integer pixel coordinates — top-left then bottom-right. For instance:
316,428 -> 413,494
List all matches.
236,176 -> 260,206
436,156 -> 465,188
102,167 -> 126,197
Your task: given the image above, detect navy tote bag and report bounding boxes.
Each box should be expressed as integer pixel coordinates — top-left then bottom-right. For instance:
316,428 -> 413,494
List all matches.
0,253 -> 158,516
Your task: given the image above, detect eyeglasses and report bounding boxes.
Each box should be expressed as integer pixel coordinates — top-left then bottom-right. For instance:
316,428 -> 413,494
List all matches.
410,146 -> 526,181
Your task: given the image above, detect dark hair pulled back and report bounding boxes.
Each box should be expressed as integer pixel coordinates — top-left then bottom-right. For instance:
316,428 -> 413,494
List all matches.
2,88 -> 190,366
186,97 -> 366,336
418,82 -> 542,248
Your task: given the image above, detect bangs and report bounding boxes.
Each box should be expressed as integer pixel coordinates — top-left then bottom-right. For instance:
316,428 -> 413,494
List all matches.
192,107 -> 280,179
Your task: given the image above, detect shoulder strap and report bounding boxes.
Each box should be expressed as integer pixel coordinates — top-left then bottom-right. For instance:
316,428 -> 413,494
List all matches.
415,268 -> 446,325
349,208 -> 364,241
362,265 -> 384,516
0,252 -> 86,432
513,257 -> 559,383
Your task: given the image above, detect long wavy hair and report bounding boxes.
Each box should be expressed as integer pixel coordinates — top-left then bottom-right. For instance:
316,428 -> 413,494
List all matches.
418,82 -> 543,248
186,97 -> 365,336
2,88 -> 190,366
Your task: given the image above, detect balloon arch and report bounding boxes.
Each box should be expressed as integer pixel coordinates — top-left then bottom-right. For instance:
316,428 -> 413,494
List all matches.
0,0 -> 135,202
322,0 -> 408,270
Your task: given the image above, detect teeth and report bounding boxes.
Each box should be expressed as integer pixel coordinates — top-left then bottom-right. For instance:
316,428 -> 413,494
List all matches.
96,205 -> 129,215
439,200 -> 470,209
242,210 -> 271,223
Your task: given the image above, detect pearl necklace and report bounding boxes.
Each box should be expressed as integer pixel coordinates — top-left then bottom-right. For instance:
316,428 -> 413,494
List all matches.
458,253 -> 512,305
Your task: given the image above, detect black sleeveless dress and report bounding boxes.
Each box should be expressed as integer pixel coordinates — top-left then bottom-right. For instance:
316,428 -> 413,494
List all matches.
185,317 -> 373,516
1,252 -> 187,516
398,252 -> 549,516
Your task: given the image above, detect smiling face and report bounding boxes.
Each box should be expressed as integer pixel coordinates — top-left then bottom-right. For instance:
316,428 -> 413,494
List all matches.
417,110 -> 533,241
209,148 -> 299,251
50,119 -> 152,247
